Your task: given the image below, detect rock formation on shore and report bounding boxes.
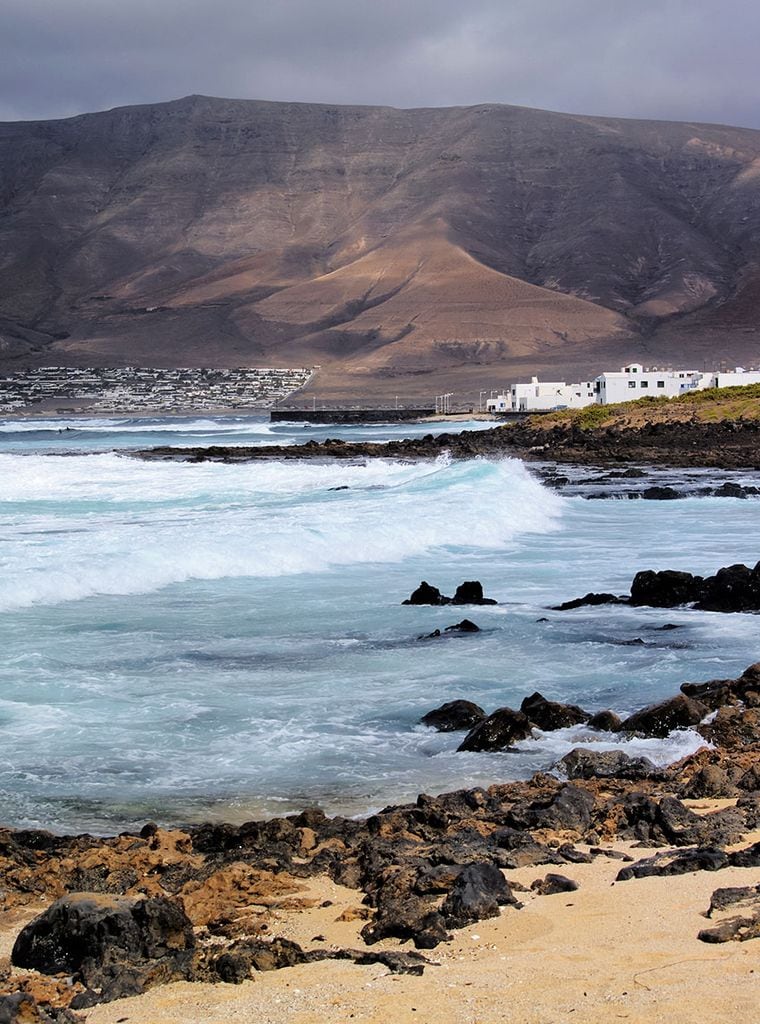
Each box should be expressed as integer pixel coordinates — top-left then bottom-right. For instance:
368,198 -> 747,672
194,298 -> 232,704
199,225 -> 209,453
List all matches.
1,662 -> 758,1018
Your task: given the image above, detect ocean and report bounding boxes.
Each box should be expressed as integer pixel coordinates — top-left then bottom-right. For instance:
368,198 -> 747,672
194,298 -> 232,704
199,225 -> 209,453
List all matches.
1,414 -> 758,834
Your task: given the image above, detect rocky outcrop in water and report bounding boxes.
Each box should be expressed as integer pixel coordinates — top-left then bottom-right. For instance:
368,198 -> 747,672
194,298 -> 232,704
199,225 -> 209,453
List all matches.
419,700 -> 486,732
456,708 -> 534,752
403,581 -> 497,606
555,560 -> 760,613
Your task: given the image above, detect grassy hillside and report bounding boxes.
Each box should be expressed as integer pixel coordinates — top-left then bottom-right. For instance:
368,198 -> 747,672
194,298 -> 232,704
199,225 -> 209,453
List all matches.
532,384 -> 760,431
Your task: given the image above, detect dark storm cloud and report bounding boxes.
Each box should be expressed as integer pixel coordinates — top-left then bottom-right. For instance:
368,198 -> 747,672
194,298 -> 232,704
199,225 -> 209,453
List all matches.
1,0 -> 759,128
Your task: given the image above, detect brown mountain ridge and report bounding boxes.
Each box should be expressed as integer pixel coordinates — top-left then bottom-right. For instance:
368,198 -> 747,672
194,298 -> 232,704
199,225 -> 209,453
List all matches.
1,94 -> 759,399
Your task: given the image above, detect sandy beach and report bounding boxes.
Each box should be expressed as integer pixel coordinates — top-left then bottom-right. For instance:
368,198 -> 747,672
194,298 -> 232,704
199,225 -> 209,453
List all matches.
3,820 -> 756,1024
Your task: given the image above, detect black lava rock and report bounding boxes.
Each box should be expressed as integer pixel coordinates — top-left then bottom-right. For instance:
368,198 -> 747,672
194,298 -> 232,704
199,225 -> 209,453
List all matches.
420,700 -> 486,733
621,694 -> 709,737
12,893 -> 195,1005
403,581 -> 451,605
457,708 -> 534,752
520,692 -> 589,730
630,569 -> 704,607
440,862 -> 518,928
451,581 -> 497,605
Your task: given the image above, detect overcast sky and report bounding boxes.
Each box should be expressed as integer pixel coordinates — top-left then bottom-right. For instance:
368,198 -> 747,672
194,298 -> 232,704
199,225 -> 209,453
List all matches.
2,0 -> 759,128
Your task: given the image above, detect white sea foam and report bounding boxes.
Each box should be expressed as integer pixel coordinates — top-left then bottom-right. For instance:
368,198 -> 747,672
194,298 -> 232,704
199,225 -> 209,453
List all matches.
0,417 -> 277,434
0,456 -> 564,610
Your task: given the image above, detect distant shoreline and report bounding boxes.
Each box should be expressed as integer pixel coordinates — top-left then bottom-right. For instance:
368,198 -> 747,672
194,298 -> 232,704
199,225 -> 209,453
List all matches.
0,405 -> 494,425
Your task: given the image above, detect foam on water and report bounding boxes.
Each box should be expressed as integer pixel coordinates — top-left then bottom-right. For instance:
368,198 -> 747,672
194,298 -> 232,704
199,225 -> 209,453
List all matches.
0,456 -> 562,611
1,415 -> 760,832
0,417 -> 279,433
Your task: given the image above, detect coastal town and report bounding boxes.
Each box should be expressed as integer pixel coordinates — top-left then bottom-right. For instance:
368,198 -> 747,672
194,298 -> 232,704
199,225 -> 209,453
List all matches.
2,361 -> 759,418
0,365 -> 313,414
485,363 -> 760,413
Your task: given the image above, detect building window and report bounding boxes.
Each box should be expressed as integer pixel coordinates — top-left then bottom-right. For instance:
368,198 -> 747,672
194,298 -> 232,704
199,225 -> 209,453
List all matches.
628,381 -> 636,389
641,380 -> 648,388
657,380 -> 665,388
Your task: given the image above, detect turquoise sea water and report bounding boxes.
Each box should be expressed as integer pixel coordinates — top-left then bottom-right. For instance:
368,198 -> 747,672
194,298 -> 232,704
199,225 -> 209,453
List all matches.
1,414 -> 758,833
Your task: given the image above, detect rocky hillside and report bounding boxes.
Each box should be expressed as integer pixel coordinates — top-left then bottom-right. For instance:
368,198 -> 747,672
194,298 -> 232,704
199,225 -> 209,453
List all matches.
2,95 -> 760,398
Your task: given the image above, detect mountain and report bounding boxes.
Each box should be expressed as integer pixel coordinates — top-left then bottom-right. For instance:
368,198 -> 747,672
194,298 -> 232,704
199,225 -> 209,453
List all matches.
1,94 -> 759,400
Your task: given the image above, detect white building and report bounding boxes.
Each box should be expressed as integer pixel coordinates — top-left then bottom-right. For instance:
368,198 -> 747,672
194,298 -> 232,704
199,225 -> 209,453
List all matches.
484,362 -> 760,415
486,377 -> 595,413
593,363 -> 712,405
710,368 -> 760,389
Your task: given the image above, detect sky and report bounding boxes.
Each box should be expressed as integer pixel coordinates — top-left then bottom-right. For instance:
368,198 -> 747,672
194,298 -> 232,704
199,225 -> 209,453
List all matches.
2,0 -> 759,128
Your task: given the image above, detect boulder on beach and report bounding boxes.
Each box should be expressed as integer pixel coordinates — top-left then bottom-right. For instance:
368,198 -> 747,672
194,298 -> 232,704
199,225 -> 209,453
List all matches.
440,862 -> 519,928
457,708 -> 534,752
12,893 -> 195,1006
420,700 -> 486,732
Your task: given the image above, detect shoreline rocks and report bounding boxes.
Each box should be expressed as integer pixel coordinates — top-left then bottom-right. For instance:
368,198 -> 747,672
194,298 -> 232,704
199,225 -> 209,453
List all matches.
1,660 -> 759,1016
129,416 -> 760,470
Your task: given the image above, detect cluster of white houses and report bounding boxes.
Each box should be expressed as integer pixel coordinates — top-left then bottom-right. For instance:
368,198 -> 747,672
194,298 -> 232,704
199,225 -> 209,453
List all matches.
486,364 -> 760,413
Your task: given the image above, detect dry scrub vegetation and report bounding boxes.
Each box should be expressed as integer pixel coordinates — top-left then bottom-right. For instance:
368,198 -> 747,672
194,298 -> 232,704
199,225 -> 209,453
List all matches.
532,384 -> 760,431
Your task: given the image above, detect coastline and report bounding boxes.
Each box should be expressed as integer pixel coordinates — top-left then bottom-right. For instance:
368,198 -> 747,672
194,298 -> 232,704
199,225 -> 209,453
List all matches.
2,663 -> 759,1021
129,416 -> 760,469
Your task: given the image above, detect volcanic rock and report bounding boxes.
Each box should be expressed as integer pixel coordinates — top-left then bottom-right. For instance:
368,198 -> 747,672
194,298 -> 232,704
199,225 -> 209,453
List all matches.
505,785 -> 595,835
558,748 -> 658,781
699,705 -> 760,748
403,581 -> 450,605
616,847 -> 730,881
695,561 -> 760,612
451,582 -> 497,606
621,694 -> 709,737
420,700 -> 486,733
445,618 -> 481,632
698,884 -> 760,943
12,893 -> 195,1005
550,592 -> 626,611
520,692 -> 589,730
629,569 -> 704,607
587,709 -> 624,732
440,862 -> 518,928
0,994 -> 80,1024
457,708 -> 534,752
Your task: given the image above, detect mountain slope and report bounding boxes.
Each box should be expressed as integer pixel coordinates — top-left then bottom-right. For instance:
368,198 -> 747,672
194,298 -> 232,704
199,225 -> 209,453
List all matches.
1,95 -> 759,398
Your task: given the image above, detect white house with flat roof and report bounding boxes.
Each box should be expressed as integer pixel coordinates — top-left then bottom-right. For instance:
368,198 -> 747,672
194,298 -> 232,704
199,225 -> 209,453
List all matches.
593,363 -> 712,405
486,376 -> 595,413
710,368 -> 760,389
484,363 -> 760,414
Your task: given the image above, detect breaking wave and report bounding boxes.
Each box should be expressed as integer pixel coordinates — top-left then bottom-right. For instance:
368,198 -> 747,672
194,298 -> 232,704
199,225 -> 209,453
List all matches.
0,455 -> 564,611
